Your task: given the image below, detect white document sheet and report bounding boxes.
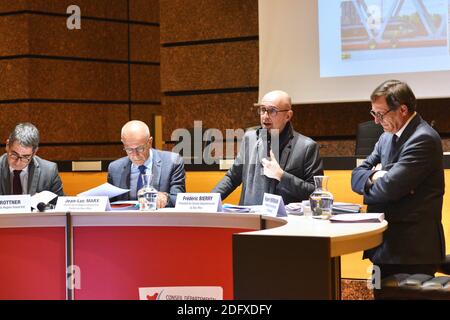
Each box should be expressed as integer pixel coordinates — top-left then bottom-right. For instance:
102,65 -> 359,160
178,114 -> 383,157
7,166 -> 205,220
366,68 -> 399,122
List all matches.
77,182 -> 129,198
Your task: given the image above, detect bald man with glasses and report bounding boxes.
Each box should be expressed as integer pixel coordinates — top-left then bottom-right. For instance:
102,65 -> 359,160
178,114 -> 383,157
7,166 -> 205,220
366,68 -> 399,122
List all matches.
212,90 -> 323,205
0,122 -> 64,196
107,120 -> 185,208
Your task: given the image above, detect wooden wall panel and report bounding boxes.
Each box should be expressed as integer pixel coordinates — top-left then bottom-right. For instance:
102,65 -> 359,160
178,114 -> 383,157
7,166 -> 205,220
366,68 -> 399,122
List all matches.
0,0 -> 161,161
0,105 -> 32,138
161,41 -> 258,92
291,102 -> 372,137
130,25 -> 160,62
0,16 -> 28,56
0,60 -> 29,100
28,15 -> 129,60
162,92 -> 258,139
160,0 -> 258,43
160,0 -> 258,144
130,64 -> 161,102
0,0 -> 129,20
38,145 -> 124,161
28,59 -> 128,101
0,103 -> 129,143
130,0 -> 160,23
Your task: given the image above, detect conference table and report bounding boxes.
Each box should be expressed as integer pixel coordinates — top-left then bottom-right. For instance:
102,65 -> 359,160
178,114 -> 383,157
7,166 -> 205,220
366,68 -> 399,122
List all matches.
0,210 -> 387,300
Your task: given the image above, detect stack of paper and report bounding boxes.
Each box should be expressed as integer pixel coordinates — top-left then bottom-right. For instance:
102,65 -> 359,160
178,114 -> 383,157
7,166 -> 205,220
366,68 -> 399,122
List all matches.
77,182 -> 129,198
285,202 -> 303,215
222,204 -> 252,213
332,202 -> 362,214
110,200 -> 139,211
329,213 -> 384,223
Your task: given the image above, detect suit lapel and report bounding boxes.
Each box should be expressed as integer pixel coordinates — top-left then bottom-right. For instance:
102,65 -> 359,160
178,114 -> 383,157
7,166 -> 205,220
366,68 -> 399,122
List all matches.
119,160 -> 132,189
390,114 -> 422,162
28,157 -> 39,195
1,155 -> 11,195
152,149 -> 162,188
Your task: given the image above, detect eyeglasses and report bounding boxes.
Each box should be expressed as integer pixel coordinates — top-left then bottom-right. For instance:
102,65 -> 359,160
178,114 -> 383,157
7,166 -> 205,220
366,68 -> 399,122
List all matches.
256,105 -> 290,117
370,109 -> 392,121
123,145 -> 147,154
8,152 -> 33,163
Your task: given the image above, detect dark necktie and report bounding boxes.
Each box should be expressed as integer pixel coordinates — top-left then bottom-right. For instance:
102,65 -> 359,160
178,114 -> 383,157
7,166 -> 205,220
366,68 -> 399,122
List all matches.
388,134 -> 398,162
12,170 -> 23,194
136,165 -> 147,192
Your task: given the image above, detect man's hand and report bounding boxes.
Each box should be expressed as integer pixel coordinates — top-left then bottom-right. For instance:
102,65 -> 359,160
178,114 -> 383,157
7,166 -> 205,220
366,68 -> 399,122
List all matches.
373,163 -> 382,171
156,192 -> 169,209
371,170 -> 387,182
261,150 -> 284,181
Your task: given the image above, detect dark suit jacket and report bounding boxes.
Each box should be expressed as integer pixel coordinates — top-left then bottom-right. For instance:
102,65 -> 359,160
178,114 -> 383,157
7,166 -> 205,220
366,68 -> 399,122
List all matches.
107,149 -> 185,207
0,154 -> 64,196
212,123 -> 324,205
351,114 -> 445,264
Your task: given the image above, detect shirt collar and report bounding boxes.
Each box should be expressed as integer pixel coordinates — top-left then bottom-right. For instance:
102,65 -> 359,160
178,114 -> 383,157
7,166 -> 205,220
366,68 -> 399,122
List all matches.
9,165 -> 29,174
395,111 -> 417,138
131,149 -> 153,170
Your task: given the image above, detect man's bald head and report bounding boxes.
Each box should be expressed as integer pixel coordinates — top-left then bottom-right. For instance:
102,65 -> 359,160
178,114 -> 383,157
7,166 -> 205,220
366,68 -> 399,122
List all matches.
259,90 -> 293,132
121,120 -> 150,141
121,120 -> 153,166
261,90 -> 292,111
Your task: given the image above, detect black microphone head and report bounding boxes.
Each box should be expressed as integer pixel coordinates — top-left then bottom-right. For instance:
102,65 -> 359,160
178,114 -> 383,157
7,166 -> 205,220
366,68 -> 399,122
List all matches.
37,202 -> 46,212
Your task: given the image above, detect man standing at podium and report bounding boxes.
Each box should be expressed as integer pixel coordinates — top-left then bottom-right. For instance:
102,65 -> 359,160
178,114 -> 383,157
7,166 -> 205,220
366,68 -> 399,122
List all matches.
108,120 -> 185,208
212,90 -> 323,205
351,80 -> 446,287
0,122 -> 64,196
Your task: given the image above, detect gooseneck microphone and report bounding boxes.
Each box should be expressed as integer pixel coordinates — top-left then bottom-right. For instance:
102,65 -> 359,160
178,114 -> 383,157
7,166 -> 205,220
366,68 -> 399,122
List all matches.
37,202 -> 55,212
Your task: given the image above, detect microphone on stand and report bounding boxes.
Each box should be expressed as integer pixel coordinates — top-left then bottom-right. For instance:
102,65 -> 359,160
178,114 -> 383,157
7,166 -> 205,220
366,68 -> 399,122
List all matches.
37,202 -> 55,212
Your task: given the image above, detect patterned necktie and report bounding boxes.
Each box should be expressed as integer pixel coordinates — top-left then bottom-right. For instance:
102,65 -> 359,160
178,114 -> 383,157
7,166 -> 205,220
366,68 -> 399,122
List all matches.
12,170 -> 23,194
136,165 -> 147,192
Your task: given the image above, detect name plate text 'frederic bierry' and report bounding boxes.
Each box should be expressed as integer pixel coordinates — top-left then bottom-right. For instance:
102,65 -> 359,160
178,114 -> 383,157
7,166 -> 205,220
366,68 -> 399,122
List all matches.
175,193 -> 222,212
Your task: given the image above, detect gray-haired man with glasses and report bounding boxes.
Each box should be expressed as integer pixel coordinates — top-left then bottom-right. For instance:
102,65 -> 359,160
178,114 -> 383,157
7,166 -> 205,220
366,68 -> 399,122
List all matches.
212,90 -> 323,205
107,120 -> 185,208
0,122 -> 64,196
352,80 -> 445,298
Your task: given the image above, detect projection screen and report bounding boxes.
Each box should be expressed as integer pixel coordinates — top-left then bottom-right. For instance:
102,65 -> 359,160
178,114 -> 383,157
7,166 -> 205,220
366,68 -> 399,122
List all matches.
259,0 -> 450,104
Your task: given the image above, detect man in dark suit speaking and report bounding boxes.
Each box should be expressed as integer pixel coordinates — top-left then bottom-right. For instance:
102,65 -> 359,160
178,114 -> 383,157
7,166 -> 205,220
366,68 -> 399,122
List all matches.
0,123 -> 64,196
108,120 -> 185,208
212,90 -> 323,205
351,80 -> 446,286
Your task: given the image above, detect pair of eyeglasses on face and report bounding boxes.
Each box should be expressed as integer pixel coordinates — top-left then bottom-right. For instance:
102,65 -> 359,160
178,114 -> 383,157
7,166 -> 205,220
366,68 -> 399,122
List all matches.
123,145 -> 147,154
8,152 -> 33,163
255,105 -> 290,117
370,109 -> 392,121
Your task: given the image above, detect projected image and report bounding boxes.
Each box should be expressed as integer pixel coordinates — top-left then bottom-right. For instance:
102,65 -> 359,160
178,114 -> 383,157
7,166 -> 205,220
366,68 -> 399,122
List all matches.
318,0 -> 450,77
341,0 -> 448,60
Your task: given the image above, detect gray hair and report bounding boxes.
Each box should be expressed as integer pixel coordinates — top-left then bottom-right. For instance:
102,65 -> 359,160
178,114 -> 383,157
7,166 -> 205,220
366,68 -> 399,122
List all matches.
8,123 -> 40,151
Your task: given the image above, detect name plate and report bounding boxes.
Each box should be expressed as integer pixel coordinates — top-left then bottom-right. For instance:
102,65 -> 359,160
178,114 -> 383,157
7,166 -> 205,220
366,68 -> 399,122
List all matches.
139,286 -> 223,300
262,193 -> 287,217
0,195 -> 32,213
175,193 -> 222,212
55,196 -> 111,212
